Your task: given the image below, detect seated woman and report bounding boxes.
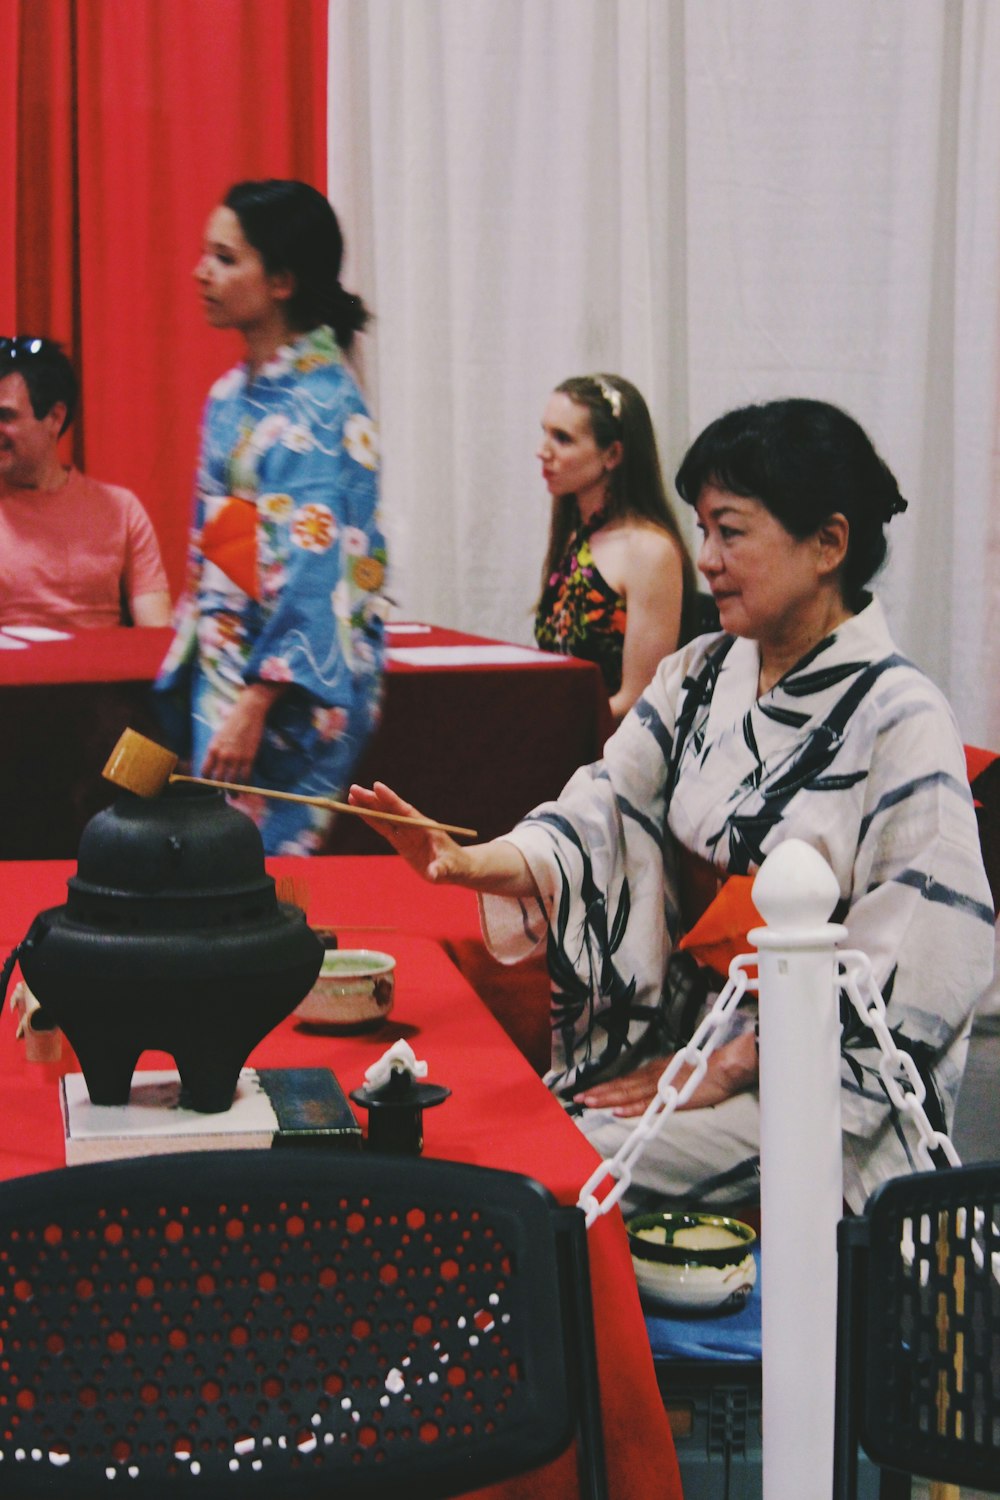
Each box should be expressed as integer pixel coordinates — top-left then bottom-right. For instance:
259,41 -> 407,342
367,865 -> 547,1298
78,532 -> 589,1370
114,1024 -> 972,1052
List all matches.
351,398 -> 994,1214
534,374 -> 702,721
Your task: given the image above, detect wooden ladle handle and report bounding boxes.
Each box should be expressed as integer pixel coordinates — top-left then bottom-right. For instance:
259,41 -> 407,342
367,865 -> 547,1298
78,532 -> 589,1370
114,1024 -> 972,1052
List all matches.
169,774 -> 478,839
103,728 -> 478,840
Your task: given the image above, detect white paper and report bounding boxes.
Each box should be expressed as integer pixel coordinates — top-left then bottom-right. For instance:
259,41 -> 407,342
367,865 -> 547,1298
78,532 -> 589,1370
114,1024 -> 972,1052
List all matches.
386,622 -> 432,635
1,624 -> 73,641
388,644 -> 560,667
63,1069 -> 277,1139
364,1040 -> 428,1088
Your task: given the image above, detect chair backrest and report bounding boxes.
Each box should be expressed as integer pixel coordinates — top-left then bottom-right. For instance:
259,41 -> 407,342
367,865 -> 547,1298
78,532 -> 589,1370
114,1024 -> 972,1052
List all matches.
833,1160 -> 1000,1499
679,589 -> 721,647
0,1149 -> 606,1499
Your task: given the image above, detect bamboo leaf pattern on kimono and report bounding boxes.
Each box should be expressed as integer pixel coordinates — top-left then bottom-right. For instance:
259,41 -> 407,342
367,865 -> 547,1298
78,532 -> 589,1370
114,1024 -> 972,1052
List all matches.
664,637 -> 734,799
812,772 -> 869,792
535,812 -> 642,1081
546,846 -> 593,1038
710,655 -> 903,871
740,712 -> 763,790
758,702 -> 810,728
608,872 -> 631,954
780,660 -> 871,697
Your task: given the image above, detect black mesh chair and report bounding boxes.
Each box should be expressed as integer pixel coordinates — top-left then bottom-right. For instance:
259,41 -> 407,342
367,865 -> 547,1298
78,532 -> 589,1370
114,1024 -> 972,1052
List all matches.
833,1161 -> 1000,1499
0,1149 -> 607,1498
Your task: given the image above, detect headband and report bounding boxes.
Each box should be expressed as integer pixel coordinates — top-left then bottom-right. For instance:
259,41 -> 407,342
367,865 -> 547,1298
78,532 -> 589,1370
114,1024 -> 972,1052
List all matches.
590,375 -> 622,421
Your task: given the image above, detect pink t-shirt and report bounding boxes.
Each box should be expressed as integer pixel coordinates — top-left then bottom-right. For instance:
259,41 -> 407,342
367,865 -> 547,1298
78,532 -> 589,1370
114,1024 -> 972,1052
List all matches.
0,468 -> 169,630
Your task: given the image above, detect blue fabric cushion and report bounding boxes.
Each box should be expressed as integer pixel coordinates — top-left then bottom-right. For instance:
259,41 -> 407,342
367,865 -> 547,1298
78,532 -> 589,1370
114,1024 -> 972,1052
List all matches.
643,1246 -> 761,1363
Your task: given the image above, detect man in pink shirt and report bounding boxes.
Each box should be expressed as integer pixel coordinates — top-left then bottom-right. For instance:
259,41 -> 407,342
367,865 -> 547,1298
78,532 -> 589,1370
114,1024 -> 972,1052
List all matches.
0,336 -> 171,630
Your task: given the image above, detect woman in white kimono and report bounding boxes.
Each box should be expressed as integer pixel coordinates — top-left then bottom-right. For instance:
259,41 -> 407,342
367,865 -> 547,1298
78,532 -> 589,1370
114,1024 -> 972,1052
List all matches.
350,399 -> 994,1213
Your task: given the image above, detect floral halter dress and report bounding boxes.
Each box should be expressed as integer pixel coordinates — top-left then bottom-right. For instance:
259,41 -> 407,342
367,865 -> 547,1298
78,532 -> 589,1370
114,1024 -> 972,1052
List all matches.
534,510 -> 626,693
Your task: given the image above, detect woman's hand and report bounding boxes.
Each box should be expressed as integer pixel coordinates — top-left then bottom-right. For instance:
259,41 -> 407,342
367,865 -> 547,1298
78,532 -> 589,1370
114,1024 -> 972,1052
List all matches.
202,683 -> 285,784
573,1031 -> 759,1118
348,781 -> 472,883
348,781 -> 542,897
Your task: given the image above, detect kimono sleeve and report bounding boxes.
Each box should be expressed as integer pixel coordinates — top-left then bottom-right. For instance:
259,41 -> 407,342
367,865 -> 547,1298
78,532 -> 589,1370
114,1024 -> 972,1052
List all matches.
244,393 -> 386,705
477,645 -> 701,1086
479,644 -> 695,964
837,681 -> 994,1168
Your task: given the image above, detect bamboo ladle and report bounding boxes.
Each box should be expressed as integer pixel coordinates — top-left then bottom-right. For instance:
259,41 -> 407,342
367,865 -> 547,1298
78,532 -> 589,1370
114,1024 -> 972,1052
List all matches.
102,728 -> 478,840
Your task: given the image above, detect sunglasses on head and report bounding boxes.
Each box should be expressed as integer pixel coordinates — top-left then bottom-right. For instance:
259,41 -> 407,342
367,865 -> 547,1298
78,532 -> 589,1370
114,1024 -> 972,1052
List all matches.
0,336 -> 57,362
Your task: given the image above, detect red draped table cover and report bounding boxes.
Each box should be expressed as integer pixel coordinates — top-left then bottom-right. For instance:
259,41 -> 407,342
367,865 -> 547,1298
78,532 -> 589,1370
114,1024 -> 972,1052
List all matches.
0,857 -> 680,1500
0,625 -> 611,860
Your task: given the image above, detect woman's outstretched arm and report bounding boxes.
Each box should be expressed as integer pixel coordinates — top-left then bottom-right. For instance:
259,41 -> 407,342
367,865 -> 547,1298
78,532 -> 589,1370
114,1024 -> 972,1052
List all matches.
347,781 -> 541,897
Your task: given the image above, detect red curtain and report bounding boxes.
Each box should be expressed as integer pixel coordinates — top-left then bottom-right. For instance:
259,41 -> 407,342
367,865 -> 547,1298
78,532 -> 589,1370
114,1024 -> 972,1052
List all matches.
2,0 -> 327,593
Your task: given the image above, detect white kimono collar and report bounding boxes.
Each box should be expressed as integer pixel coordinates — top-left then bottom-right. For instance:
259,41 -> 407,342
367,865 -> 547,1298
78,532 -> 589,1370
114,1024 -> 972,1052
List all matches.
711,597 -> 893,711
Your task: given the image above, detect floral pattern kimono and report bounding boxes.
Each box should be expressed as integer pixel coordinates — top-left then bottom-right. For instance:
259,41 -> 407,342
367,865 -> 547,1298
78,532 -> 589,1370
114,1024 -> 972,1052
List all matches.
534,511 -> 627,693
481,600 -> 994,1208
156,326 -> 387,854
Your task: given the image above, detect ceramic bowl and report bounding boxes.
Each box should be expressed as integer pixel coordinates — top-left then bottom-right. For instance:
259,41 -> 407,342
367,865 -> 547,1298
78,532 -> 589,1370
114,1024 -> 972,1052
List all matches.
295,949 -> 396,1030
626,1210 -> 757,1313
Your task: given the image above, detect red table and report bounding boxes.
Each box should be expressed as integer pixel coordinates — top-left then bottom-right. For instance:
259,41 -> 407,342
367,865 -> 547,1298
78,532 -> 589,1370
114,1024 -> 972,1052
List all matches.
0,628 -> 172,859
0,624 -> 610,860
0,852 -> 504,1052
0,852 -> 552,1098
0,858 -> 679,1500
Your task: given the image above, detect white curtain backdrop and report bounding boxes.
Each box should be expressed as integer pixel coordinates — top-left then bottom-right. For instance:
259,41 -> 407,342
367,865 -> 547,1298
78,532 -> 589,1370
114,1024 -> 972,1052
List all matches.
329,0 -> 1000,747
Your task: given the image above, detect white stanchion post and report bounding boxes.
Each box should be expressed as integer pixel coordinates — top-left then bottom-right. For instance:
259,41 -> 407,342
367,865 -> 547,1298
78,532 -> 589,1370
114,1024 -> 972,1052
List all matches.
749,840 -> 847,1500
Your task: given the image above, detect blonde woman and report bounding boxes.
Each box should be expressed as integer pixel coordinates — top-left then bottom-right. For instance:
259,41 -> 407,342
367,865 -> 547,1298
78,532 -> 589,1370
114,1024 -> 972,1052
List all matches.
534,374 -> 700,720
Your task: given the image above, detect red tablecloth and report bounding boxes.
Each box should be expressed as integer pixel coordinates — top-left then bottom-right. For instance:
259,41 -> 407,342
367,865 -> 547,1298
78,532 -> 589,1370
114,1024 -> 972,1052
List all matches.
0,853 -> 553,1071
0,624 -> 610,859
0,858 -> 680,1500
267,854 -> 553,1071
0,626 -> 173,687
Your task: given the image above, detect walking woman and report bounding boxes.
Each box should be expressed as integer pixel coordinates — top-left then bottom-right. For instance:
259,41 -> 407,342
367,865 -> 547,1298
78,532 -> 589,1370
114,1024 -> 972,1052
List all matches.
156,180 -> 387,853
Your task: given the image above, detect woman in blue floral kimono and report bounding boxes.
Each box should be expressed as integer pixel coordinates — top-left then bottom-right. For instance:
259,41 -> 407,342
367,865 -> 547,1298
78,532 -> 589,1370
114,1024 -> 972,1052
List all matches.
156,180 -> 386,854
350,400 -> 994,1212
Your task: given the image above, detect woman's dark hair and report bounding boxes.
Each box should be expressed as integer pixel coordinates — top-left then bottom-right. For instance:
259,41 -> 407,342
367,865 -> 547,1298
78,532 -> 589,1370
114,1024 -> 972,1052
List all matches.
224,179 -> 370,350
674,398 -> 908,611
540,373 -> 699,630
0,336 -> 77,432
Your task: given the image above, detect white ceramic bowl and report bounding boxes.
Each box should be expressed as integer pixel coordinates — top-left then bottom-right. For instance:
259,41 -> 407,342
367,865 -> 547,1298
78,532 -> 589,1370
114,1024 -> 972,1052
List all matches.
295,949 -> 396,1029
626,1211 -> 757,1313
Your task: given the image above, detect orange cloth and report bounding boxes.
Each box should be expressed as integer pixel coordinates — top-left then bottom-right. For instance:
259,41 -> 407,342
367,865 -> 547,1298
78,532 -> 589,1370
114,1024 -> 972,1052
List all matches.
677,873 -> 762,975
200,497 -> 259,599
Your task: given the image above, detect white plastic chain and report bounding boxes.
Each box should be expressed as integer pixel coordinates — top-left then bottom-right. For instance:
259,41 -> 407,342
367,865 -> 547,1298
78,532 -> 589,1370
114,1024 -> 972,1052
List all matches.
577,955 -> 756,1228
577,947 -> 960,1228
838,947 -> 961,1172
